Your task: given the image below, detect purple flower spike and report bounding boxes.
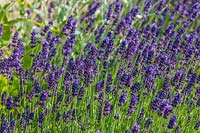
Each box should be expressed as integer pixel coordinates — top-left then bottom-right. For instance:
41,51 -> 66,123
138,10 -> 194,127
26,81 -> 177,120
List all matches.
20,117 -> 26,131
1,120 -> 9,133
10,120 -> 16,132
172,93 -> 182,107
38,112 -> 45,123
144,118 -> 153,129
72,79 -> 79,96
62,16 -> 77,36
103,99 -> 112,116
194,121 -> 200,130
1,92 -> 6,105
96,130 -> 101,133
144,0 -> 151,13
132,123 -> 140,133
168,115 -> 177,129
86,2 -> 101,17
106,1 -> 123,24
30,30 -> 37,48
128,95 -> 138,115
40,22 -> 52,36
62,34 -> 76,56
0,24 -> 3,38
6,96 -> 13,110
96,80 -> 104,92
12,32 -> 19,45
114,113 -> 121,120
106,74 -> 112,94
40,91 -> 49,102
157,0 -> 165,12
119,93 -> 127,106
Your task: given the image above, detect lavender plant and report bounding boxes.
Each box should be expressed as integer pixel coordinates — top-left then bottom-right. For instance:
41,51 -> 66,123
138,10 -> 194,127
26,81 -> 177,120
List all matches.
0,0 -> 200,132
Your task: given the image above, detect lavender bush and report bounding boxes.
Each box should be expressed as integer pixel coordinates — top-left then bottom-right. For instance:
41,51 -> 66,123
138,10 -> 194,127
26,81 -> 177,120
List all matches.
0,0 -> 200,132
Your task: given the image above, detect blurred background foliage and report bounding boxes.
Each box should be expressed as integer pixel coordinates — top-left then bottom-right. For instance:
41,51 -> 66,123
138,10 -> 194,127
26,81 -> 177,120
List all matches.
0,0 -> 182,45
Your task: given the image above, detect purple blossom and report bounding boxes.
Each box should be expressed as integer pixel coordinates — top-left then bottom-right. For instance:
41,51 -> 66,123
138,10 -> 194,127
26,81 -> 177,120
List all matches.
20,117 -> 26,131
196,87 -> 200,97
56,112 -> 60,122
194,121 -> 200,130
12,32 -> 19,45
62,34 -> 76,56
131,82 -> 141,94
48,2 -> 54,15
158,99 -> 171,116
106,74 -> 112,94
103,99 -> 112,116
6,96 -> 13,110
78,87 -> 85,100
41,40 -> 49,59
106,3 -> 113,24
168,115 -> 177,129
132,123 -> 140,133
56,94 -> 63,105
175,126 -> 180,133
156,0 -> 165,12
38,112 -> 45,123
172,93 -> 182,107
1,92 -> 6,105
29,112 -> 34,120
101,32 -> 114,55
128,95 -> 138,115
113,1 -> 123,24
96,80 -> 104,92
95,25 -> 105,43
0,120 -> 9,133
30,30 -> 37,48
144,0 -> 151,13
40,91 -> 49,102
114,113 -> 120,120
119,93 -> 127,106
151,98 -> 161,110
62,16 -> 76,36
86,2 -> 101,17
0,24 -> 3,38
96,130 -> 101,133
137,108 -> 145,122
106,1 -> 123,24
116,6 -> 139,34
40,21 -> 52,36
121,74 -> 133,87
72,79 -> 79,96
10,120 -> 16,132
144,118 -> 153,129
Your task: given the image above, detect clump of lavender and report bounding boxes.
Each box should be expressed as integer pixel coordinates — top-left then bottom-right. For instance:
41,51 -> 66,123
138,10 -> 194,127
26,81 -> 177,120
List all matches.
0,0 -> 199,133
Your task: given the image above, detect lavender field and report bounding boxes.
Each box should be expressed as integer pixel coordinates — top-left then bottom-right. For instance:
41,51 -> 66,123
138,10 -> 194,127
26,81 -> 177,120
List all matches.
0,0 -> 199,132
